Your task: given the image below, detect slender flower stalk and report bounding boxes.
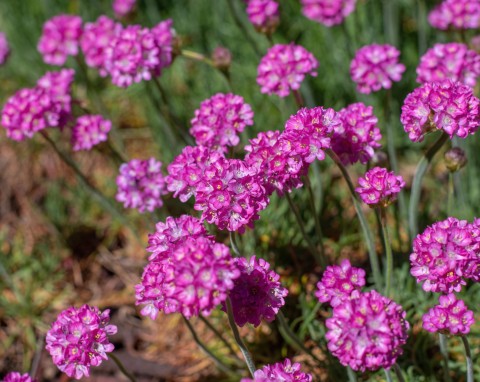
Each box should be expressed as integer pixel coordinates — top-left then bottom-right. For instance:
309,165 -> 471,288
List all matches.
378,208 -> 393,297
198,316 -> 240,362
393,364 -> 406,382
226,0 -> 262,57
461,335 -> 474,382
293,89 -> 305,109
305,175 -> 326,264
384,368 -> 394,382
180,49 -> 215,66
346,367 -> 357,382
439,334 -> 452,382
109,353 -> 137,382
229,231 -> 242,257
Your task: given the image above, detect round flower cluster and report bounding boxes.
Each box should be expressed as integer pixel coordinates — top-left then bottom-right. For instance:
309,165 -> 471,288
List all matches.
422,294 -> 475,335
350,44 -> 405,94
326,290 -> 409,372
2,373 -> 36,382
190,93 -> 254,150
332,102 -> 381,165
241,358 -> 312,382
246,0 -> 280,35
410,217 -> 480,293
115,158 -> 168,213
223,256 -> 288,327
257,43 -> 318,97
429,0 -> 480,30
45,305 -> 117,380
416,43 -> 480,88
71,115 -> 112,151
315,259 -> 366,307
401,80 -> 480,142
301,0 -> 356,27
166,145 -> 224,202
37,14 -> 83,66
113,0 -> 136,17
356,167 -> 405,207
0,32 -> 10,65
1,69 -> 74,141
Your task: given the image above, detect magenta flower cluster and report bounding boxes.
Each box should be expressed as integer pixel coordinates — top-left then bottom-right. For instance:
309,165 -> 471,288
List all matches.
428,0 -> 480,30
350,44 -> 405,94
45,305 -> 117,380
417,43 -> 480,88
223,256 -> 288,327
257,43 -> 318,97
0,32 -> 10,65
71,115 -> 111,151
315,259 -> 366,307
422,294 -> 475,335
241,358 -> 312,382
410,217 -> 480,293
113,0 -> 136,17
356,167 -> 405,207
190,93 -> 254,150
1,373 -> 36,382
332,102 -> 382,165
115,158 -> 167,213
401,80 -> 480,142
246,0 -> 280,34
301,0 -> 356,27
326,290 -> 409,372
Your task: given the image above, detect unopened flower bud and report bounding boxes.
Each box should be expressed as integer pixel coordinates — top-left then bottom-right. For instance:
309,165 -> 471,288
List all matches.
371,151 -> 388,167
444,147 -> 467,172
212,46 -> 232,72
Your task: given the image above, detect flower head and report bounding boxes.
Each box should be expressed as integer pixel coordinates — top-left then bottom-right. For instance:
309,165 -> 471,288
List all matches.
301,0 -> 356,27
2,372 -> 36,382
113,0 -> 136,17
333,102 -> 381,165
422,294 -> 474,335
45,305 -> 117,380
257,43 -> 318,97
72,115 -> 111,151
246,0 -> 280,34
0,32 -> 10,65
38,14 -> 83,66
326,290 -> 409,372
223,256 -> 288,327
350,44 -> 405,94
401,80 -> 480,142
429,0 -> 480,30
356,167 -> 405,207
416,43 -> 480,88
116,158 -> 167,213
190,93 -> 254,150
241,358 -> 312,382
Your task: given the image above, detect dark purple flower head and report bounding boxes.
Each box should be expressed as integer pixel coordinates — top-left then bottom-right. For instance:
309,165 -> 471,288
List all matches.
429,0 -> 480,30
356,167 -> 405,207
71,115 -> 111,151
422,294 -> 474,335
113,0 -> 136,17
246,0 -> 280,35
0,32 -> 10,65
241,358 -> 312,382
301,0 -> 356,27
45,305 -> 117,380
2,372 -> 36,382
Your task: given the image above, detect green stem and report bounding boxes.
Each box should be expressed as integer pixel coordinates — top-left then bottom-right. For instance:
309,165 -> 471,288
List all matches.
408,133 -> 449,238
305,176 -> 327,267
447,173 -> 454,217
379,208 -> 393,297
229,231 -> 241,257
109,353 -> 137,382
326,149 -> 382,289
384,368 -> 394,382
292,89 -> 305,109
461,335 -> 474,382
198,316 -> 240,362
180,49 -> 215,66
439,333 -> 452,382
226,0 -> 262,58
346,367 -> 357,382
393,364 -> 406,382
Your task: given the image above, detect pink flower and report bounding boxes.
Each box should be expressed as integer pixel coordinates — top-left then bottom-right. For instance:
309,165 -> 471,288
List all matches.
326,290 -> 409,372
223,256 -> 288,327
257,43 -> 318,97
0,32 -> 10,65
71,115 -> 111,151
333,102 -> 382,165
429,0 -> 480,30
45,305 -> 117,380
301,0 -> 356,27
190,93 -> 254,150
2,372 -> 36,382
246,0 -> 280,34
113,0 -> 136,17
315,259 -> 366,307
241,358 -> 312,382
422,294 -> 474,335
416,43 -> 480,88
115,158 -> 167,213
350,44 -> 405,94
356,167 -> 405,207
37,14 -> 83,66
401,80 -> 480,142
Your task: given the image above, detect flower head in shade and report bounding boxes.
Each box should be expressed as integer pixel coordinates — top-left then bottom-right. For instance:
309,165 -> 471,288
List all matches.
113,0 -> 136,17
190,93 -> 254,150
350,44 -> 405,94
241,358 -> 313,382
333,102 -> 381,165
80,16 -> 122,73
326,290 -> 409,372
0,32 -> 10,65
223,256 -> 288,327
301,0 -> 356,27
37,14 -> 83,66
246,0 -> 280,35
257,43 -> 318,97
416,43 -> 480,88
422,294 -> 474,335
315,259 -> 366,307
2,372 -> 36,382
401,80 -> 480,142
116,158 -> 167,213
429,0 -> 480,30
410,217 -> 480,293
45,305 -> 117,380
356,167 -> 405,207
72,115 -> 111,151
